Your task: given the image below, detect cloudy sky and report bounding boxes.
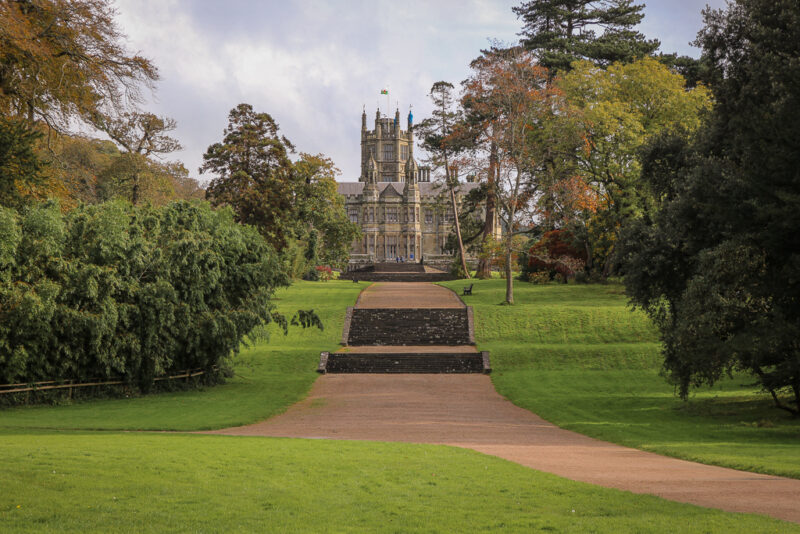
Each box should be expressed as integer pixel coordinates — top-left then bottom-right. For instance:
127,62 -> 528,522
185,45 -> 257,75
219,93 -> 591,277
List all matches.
113,0 -> 727,184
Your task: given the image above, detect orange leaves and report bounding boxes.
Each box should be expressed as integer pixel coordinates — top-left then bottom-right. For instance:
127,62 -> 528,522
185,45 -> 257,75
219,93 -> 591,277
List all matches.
0,0 -> 158,131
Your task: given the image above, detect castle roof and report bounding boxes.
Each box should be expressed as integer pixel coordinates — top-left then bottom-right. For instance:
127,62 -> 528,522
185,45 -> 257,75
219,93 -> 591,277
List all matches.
337,181 -> 479,197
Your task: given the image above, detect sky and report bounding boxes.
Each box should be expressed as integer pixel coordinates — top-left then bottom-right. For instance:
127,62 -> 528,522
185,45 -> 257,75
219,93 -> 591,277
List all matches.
112,0 -> 727,184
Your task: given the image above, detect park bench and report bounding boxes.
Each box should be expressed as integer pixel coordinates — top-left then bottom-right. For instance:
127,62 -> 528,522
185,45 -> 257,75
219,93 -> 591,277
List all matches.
463,283 -> 473,296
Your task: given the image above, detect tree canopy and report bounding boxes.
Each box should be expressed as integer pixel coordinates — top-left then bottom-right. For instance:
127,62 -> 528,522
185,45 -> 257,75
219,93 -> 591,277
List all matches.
202,104 -> 358,272
619,0 -> 800,415
513,0 -> 659,72
0,0 -> 158,130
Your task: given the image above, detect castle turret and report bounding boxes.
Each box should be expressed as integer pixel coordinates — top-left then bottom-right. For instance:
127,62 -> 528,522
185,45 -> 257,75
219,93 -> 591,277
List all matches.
362,107 -> 367,131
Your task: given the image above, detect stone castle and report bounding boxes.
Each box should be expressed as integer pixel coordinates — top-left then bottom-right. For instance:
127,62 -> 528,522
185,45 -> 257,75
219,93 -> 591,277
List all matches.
338,107 -> 495,267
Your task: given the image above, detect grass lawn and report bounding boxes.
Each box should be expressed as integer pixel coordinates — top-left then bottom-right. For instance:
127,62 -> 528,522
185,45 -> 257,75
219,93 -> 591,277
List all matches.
0,280 -> 366,431
442,279 -> 800,479
1,430 -> 795,533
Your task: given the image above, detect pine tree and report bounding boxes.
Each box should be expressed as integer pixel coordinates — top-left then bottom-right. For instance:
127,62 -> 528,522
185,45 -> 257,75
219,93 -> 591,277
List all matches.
512,0 -> 659,72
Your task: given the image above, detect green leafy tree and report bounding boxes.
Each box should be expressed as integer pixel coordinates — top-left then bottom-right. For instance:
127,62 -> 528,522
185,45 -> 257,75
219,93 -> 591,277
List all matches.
558,57 -> 711,275
202,103 -> 297,250
513,0 -> 659,73
202,105 -> 356,272
293,153 -> 360,270
619,0 -> 800,415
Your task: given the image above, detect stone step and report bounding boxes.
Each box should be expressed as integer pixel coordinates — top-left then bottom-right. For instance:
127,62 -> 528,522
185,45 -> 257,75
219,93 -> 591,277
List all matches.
372,262 -> 426,273
345,308 -> 472,345
320,351 -> 491,374
339,272 -> 452,282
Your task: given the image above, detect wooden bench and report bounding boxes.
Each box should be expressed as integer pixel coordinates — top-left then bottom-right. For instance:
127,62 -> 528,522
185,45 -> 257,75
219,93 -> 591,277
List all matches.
462,283 -> 473,296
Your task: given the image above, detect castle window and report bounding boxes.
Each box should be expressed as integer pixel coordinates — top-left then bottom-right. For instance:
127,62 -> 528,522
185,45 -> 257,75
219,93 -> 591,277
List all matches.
386,207 -> 398,222
401,145 -> 408,161
382,144 -> 393,161
348,208 -> 358,223
425,210 -> 433,224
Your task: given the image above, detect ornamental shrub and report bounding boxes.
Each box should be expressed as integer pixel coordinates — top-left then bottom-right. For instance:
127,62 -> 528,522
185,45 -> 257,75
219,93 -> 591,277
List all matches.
0,200 -> 288,400
520,230 -> 586,282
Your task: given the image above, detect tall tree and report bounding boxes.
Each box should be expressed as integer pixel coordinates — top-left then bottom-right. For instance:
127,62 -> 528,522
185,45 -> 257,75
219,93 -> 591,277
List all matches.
416,82 -> 471,278
619,0 -> 800,415
293,153 -> 360,270
0,0 -> 157,130
459,48 -> 567,303
558,57 -> 711,275
460,50 -> 502,279
201,104 -> 297,250
99,112 -> 182,205
202,104 -> 356,271
513,0 -> 659,73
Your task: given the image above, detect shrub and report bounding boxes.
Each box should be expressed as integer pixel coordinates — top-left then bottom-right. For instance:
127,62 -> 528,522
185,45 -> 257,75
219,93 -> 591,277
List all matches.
0,200 -> 288,400
520,230 -> 586,282
315,265 -> 333,281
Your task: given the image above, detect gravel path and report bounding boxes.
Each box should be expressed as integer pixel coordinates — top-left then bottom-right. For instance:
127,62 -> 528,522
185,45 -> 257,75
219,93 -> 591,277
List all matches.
355,282 -> 464,309
209,282 -> 800,523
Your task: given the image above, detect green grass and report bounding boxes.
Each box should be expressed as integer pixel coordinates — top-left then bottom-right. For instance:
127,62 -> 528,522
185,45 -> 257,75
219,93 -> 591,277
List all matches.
1,279 -> 797,530
442,279 -> 800,479
0,280 -> 366,431
1,430 -> 795,533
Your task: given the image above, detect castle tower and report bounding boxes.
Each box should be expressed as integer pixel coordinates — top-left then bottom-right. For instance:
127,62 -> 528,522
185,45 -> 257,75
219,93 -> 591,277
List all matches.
360,107 -> 415,183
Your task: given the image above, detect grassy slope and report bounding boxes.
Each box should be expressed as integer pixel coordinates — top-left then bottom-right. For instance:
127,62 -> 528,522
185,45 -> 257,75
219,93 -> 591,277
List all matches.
0,280 -> 366,431
1,431 -> 795,533
441,279 -> 800,479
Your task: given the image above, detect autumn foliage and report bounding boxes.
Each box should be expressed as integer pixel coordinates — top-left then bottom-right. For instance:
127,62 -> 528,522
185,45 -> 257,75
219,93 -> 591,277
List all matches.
522,230 -> 586,282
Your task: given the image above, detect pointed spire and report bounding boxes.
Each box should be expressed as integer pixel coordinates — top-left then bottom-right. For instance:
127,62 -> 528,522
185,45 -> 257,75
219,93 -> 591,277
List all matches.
362,105 -> 367,131
405,151 -> 419,184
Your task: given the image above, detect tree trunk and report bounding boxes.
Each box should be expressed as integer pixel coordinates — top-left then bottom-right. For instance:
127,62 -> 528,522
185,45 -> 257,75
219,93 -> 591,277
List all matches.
476,140 -> 498,279
450,185 -> 470,279
505,247 -> 514,305
131,173 -> 140,206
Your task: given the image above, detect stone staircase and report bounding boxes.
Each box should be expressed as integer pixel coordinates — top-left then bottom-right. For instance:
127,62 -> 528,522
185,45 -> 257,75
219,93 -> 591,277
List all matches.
319,282 -> 488,374
321,351 -> 490,374
344,308 -> 472,346
340,262 -> 453,282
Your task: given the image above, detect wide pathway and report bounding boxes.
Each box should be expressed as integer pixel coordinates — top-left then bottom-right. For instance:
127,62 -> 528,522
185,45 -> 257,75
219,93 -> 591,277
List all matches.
354,281 -> 464,309
210,282 -> 800,524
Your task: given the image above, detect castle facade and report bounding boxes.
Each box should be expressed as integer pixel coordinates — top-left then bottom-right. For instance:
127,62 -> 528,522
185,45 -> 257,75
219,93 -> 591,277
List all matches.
338,108 -> 495,267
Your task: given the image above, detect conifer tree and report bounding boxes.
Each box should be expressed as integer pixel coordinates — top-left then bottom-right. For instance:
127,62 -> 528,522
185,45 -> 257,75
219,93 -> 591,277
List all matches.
512,0 -> 659,72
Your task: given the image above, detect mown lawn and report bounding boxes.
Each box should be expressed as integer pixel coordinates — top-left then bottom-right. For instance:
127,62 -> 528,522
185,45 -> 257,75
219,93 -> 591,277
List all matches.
0,280 -> 366,431
1,430 -> 795,533
441,279 -> 800,479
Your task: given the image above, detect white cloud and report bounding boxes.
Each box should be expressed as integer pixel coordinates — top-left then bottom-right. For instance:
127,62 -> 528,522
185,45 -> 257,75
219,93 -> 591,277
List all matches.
107,0 -> 716,184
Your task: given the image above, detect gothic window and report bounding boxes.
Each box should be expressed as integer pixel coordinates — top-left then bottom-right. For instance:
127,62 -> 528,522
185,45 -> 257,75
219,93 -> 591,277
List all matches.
382,144 -> 393,161
348,208 -> 358,223
381,173 -> 394,182
425,210 -> 433,224
401,145 -> 408,161
386,207 -> 398,223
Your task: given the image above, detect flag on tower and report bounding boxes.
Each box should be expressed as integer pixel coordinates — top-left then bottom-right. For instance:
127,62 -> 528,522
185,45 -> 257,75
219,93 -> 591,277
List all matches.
380,89 -> 388,95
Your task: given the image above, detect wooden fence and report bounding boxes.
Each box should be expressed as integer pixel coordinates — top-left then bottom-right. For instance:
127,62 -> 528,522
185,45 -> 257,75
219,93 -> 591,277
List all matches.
0,368 -> 212,395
